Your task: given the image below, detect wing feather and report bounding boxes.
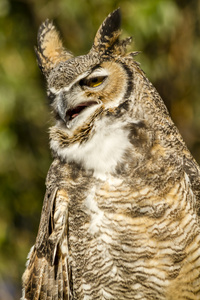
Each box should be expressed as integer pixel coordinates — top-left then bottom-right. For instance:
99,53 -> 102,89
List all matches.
22,188 -> 71,300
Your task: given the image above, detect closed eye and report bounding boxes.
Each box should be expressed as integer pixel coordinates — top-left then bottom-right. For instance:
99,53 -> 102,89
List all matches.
79,76 -> 107,88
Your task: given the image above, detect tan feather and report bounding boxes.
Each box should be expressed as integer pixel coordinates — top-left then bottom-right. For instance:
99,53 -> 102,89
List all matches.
35,20 -> 73,77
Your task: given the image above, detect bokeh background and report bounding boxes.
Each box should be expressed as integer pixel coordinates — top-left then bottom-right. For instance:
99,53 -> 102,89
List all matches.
0,0 -> 200,298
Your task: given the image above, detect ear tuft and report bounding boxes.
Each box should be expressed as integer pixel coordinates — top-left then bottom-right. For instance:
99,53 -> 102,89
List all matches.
35,20 -> 73,77
92,8 -> 122,54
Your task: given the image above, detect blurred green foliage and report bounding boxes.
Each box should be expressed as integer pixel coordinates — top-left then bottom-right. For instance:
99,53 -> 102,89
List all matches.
0,0 -> 199,298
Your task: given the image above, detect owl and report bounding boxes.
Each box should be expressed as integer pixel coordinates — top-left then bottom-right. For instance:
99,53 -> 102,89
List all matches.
22,8 -> 200,300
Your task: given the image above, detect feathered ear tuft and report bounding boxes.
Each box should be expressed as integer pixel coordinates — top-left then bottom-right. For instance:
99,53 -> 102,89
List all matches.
35,20 -> 73,78
113,36 -> 133,56
91,8 -> 122,54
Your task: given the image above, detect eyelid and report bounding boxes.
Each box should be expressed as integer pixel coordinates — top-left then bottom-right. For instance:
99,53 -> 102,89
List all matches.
87,69 -> 108,79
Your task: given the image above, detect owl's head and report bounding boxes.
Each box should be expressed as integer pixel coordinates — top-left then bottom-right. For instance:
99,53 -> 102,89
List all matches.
35,8 -> 140,133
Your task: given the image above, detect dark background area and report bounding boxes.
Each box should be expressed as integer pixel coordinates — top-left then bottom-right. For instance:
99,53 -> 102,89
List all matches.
0,0 -> 200,299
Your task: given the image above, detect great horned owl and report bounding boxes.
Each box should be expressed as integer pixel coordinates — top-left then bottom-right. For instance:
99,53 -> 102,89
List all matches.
22,8 -> 200,300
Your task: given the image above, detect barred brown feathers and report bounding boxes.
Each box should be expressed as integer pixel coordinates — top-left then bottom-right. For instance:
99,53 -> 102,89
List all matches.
22,8 -> 200,300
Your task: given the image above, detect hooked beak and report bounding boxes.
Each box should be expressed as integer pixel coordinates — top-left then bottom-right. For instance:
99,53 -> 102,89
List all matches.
57,92 -> 98,124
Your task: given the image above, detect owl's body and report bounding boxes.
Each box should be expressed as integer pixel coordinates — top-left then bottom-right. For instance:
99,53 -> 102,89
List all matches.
22,9 -> 200,299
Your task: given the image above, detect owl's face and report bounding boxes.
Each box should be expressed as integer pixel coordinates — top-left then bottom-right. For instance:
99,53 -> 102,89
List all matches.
47,57 -> 129,130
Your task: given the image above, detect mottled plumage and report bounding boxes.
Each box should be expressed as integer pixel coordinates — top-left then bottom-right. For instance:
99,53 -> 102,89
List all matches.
22,8 -> 200,299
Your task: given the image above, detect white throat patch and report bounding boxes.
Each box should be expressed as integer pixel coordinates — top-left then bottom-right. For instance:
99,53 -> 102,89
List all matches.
50,118 -> 131,179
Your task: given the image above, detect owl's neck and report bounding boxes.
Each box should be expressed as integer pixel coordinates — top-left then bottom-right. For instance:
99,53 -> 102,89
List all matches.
50,117 -> 131,179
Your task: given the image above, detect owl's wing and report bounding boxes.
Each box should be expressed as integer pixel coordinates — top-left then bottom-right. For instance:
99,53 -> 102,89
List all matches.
22,188 -> 72,300
183,155 -> 200,218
